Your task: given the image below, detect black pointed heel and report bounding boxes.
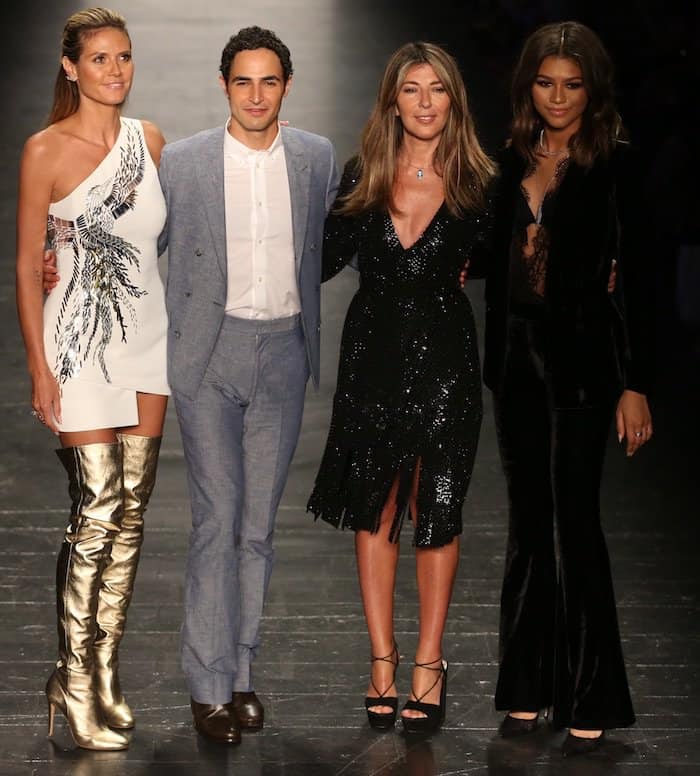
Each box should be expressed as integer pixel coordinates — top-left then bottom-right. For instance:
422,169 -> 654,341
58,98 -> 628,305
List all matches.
401,658 -> 448,735
499,712 -> 539,737
562,730 -> 605,757
365,643 -> 399,730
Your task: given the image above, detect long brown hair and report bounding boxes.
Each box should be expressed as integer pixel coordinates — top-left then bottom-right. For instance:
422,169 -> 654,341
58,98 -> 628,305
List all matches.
510,21 -> 624,168
47,7 -> 129,126
341,41 -> 495,217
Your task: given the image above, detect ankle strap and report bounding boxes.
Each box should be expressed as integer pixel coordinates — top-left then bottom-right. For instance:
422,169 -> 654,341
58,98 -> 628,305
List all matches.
410,658 -> 445,704
414,657 -> 443,671
370,643 -> 398,664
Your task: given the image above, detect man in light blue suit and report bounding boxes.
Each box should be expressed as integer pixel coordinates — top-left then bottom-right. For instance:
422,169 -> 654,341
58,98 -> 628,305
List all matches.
158,27 -> 339,744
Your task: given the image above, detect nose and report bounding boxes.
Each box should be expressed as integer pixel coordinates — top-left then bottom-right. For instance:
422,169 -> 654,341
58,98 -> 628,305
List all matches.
109,58 -> 122,76
419,88 -> 432,108
551,83 -> 565,104
250,83 -> 263,104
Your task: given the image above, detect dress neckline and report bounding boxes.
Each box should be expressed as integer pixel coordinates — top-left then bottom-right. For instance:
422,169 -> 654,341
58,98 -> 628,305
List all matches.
49,118 -> 127,208
388,201 -> 445,252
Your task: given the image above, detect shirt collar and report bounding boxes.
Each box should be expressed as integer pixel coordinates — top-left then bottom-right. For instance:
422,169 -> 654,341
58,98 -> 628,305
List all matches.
224,120 -> 284,160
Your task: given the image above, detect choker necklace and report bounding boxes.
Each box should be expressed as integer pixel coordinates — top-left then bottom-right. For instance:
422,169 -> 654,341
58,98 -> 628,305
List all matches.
537,129 -> 568,157
404,160 -> 433,180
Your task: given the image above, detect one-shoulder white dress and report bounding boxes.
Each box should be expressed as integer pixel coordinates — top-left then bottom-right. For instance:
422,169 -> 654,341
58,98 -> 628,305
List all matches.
44,117 -> 170,432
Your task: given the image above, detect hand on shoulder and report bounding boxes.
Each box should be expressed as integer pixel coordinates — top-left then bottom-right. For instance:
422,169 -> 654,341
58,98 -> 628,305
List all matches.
140,120 -> 166,166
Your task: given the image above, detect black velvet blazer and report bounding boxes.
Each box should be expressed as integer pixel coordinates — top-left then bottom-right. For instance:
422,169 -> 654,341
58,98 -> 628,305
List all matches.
481,143 -> 653,408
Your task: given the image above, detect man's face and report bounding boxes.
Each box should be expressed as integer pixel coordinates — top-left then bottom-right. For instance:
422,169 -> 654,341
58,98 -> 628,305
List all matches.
219,47 -> 291,148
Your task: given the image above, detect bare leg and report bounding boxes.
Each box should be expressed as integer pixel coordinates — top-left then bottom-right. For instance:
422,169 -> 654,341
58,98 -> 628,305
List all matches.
118,392 -> 168,438
60,393 -> 167,448
391,459 -> 458,720
401,536 -> 459,719
356,477 -> 400,715
60,428 -> 119,447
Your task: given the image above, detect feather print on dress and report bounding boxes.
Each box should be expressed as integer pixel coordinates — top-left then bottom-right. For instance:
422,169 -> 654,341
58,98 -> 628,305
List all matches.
47,122 -> 148,385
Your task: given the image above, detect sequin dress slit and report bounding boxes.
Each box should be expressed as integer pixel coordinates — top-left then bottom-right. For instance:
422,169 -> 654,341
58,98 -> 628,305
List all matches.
308,162 -> 483,548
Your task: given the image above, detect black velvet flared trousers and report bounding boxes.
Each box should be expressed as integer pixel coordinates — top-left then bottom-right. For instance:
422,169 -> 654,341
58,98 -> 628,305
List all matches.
492,315 -> 635,730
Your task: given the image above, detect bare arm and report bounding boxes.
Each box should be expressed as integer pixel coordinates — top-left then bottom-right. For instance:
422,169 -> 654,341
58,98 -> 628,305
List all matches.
16,132 -> 62,431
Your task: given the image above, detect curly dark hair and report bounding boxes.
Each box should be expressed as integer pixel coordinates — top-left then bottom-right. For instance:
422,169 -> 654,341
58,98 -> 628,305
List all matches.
219,26 -> 293,82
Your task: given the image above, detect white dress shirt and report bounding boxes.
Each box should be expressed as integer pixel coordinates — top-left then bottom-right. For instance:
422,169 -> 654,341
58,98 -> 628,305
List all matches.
223,124 -> 299,319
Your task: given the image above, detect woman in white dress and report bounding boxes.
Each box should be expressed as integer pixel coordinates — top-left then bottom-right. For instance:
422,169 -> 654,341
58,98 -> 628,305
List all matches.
15,8 -> 169,750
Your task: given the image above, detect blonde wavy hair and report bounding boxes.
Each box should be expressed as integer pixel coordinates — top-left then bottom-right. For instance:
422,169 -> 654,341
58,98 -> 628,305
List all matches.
340,41 -> 495,217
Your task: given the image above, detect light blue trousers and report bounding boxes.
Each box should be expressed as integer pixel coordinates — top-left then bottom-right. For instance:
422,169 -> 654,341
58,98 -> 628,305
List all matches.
175,314 -> 308,703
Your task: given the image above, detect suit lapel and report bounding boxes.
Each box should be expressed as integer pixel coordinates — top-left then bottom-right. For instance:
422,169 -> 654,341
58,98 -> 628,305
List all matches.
281,127 -> 311,276
193,129 -> 227,282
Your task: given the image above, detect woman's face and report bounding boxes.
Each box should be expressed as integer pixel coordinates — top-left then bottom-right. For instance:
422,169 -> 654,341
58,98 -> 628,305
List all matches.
63,27 -> 133,109
395,63 -> 451,142
531,55 -> 587,134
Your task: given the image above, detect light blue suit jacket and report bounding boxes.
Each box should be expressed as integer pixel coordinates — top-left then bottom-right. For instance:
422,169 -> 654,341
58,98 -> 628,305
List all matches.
158,125 -> 339,398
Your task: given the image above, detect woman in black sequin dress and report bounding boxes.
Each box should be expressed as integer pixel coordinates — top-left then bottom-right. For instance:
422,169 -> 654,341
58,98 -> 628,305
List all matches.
484,23 -> 653,754
307,42 -> 495,733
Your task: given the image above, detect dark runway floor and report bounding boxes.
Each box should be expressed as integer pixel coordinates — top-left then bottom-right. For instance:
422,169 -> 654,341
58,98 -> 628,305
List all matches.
2,1 -> 698,774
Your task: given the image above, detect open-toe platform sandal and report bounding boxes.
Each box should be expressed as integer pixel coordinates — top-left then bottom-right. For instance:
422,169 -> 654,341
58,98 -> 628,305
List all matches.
401,658 -> 448,735
365,643 -> 400,731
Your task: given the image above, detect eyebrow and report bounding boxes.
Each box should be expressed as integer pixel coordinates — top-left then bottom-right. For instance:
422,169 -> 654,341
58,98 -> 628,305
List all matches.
85,48 -> 131,56
402,79 -> 444,86
231,74 -> 282,82
535,72 -> 583,80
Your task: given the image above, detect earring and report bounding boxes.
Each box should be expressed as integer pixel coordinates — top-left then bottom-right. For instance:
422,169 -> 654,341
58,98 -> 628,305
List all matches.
65,75 -> 77,83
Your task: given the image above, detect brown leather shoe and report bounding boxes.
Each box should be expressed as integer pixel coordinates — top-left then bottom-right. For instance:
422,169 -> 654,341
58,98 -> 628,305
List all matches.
231,691 -> 264,730
190,699 -> 241,744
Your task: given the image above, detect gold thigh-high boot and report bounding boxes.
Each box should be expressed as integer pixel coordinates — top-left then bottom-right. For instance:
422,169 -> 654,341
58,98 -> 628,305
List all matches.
93,434 -> 161,729
46,442 -> 128,750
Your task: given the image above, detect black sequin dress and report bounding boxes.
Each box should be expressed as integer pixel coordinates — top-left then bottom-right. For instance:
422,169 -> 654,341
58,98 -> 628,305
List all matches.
307,162 -> 484,547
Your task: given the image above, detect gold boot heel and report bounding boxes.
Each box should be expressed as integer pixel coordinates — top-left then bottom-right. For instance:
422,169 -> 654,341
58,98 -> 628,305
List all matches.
46,667 -> 128,750
94,435 -> 161,729
48,700 -> 56,737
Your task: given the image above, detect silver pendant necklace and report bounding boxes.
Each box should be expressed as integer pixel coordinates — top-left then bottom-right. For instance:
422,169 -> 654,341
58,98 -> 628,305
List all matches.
405,161 -> 431,180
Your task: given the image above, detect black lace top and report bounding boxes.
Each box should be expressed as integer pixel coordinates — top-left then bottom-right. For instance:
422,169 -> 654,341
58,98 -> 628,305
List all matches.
509,158 -> 569,310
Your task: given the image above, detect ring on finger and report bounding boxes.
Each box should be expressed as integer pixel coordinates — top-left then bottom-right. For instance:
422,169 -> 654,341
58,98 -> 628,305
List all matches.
634,431 -> 643,438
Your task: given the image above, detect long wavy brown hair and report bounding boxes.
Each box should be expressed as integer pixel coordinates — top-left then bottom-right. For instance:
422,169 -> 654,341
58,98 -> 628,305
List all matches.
340,41 -> 495,217
47,7 -> 129,126
510,21 -> 625,168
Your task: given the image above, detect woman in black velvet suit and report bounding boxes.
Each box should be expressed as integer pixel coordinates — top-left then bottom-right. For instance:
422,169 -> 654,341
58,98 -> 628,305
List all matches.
483,22 -> 653,755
